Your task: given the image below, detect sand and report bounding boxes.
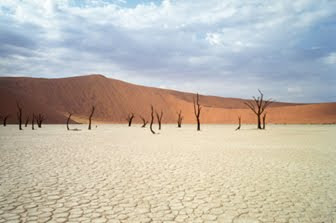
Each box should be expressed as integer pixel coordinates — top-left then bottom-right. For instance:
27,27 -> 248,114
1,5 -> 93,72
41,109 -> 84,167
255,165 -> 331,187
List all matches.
2,75 -> 336,124
0,124 -> 335,223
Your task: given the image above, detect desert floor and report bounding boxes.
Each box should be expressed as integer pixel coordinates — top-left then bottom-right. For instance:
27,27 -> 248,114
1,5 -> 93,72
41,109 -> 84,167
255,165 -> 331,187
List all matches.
0,124 -> 335,223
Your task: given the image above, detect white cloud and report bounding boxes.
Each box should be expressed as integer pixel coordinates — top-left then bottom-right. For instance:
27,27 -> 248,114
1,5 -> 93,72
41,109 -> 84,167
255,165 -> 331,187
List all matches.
288,86 -> 303,94
206,33 -> 222,46
323,52 -> 336,65
0,0 -> 336,102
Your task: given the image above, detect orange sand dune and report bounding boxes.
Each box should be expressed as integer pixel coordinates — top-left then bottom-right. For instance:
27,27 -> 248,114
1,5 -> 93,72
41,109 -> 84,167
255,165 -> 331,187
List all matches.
0,74 -> 335,124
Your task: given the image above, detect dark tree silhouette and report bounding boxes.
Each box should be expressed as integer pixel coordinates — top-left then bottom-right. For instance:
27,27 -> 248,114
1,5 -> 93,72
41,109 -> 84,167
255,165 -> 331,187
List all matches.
150,105 -> 155,134
16,102 -> 22,130
244,90 -> 273,129
262,113 -> 267,130
156,110 -> 163,130
177,110 -> 183,128
126,113 -> 135,127
88,106 -> 95,130
37,114 -> 45,128
32,113 -> 35,130
140,116 -> 148,128
25,116 -> 29,127
3,115 -> 9,126
67,113 -> 72,131
193,93 -> 201,131
235,116 -> 241,131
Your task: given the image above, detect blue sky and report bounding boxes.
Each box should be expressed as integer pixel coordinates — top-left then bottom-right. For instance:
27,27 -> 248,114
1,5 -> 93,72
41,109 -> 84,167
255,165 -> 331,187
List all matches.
68,0 -> 163,8
0,0 -> 335,102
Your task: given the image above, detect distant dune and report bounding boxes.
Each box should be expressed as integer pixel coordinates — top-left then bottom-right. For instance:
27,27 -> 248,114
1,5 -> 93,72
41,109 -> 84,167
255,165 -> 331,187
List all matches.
0,74 -> 335,124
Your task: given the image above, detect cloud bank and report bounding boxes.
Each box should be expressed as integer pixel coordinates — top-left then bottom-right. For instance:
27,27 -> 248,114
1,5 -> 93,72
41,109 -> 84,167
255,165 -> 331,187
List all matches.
0,0 -> 335,102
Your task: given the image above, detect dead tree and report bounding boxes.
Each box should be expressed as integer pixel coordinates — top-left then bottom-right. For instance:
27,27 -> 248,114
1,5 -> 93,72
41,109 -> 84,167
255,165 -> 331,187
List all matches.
140,116 -> 148,128
3,115 -> 9,126
235,116 -> 241,131
88,106 -> 95,130
262,113 -> 267,129
67,113 -> 72,130
244,90 -> 273,129
150,105 -> 155,134
25,116 -> 29,127
37,114 -> 45,128
177,110 -> 183,128
193,93 -> 201,131
126,113 -> 135,127
17,102 -> 22,130
32,114 -> 35,130
156,110 -> 163,130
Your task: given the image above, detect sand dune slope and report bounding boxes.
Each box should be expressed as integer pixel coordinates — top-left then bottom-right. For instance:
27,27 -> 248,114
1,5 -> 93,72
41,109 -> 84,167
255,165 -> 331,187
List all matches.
0,74 -> 335,124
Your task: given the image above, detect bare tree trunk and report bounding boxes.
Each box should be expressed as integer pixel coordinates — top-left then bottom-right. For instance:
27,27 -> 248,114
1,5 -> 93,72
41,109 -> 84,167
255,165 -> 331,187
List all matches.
193,93 -> 201,131
25,116 -> 29,127
140,116 -> 148,128
262,113 -> 267,129
67,113 -> 72,130
150,105 -> 155,134
244,90 -> 273,130
17,102 -> 22,130
156,111 -> 163,130
3,115 -> 9,126
177,110 -> 183,128
37,114 -> 45,128
257,115 -> 262,129
197,119 -> 200,131
126,113 -> 135,127
88,106 -> 95,130
32,114 -> 35,130
235,116 -> 241,131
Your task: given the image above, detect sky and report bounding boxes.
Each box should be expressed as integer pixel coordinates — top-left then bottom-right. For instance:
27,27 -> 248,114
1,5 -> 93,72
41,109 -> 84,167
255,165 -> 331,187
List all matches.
0,0 -> 335,102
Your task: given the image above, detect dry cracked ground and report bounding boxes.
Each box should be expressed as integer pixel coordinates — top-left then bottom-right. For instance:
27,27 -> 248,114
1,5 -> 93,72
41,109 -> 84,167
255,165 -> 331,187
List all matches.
0,124 -> 335,223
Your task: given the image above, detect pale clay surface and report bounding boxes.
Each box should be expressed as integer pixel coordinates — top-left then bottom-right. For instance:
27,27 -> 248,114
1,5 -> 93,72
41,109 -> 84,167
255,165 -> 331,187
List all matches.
0,124 -> 335,223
